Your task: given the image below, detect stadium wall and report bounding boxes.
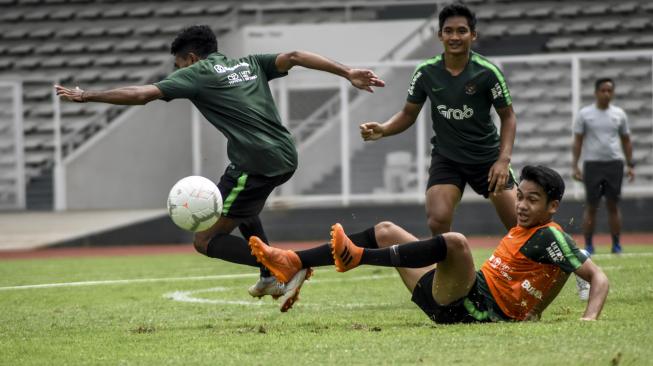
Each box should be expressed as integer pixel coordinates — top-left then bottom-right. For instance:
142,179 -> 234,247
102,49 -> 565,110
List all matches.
53,197 -> 653,246
64,100 -> 201,209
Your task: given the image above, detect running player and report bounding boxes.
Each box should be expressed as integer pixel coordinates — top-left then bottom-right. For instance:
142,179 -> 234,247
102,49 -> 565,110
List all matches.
55,25 -> 385,312
250,166 -> 609,322
360,3 -> 518,236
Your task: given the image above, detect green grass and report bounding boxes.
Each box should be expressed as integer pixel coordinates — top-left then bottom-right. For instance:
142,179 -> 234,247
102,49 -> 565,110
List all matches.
1,246 -> 652,365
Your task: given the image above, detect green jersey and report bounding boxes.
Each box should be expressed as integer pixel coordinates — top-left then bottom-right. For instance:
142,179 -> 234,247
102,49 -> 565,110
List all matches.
155,52 -> 298,177
406,51 -> 512,164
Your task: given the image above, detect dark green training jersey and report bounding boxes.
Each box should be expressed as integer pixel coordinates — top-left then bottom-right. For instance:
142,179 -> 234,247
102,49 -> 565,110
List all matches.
155,52 -> 298,177
406,51 -> 512,164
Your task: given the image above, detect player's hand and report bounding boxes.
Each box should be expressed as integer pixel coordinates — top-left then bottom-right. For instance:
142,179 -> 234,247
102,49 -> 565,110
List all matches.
572,166 -> 583,181
54,85 -> 85,103
626,166 -> 635,182
360,122 -> 384,141
488,158 -> 510,194
348,69 -> 386,93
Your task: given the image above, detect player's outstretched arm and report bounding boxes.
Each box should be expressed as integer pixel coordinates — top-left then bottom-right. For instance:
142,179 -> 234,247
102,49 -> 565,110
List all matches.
574,259 -> 609,320
54,84 -> 163,105
360,102 -> 422,141
274,51 -> 385,92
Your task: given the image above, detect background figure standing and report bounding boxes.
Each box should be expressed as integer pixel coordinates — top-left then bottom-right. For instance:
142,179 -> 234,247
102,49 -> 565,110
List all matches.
572,78 -> 635,254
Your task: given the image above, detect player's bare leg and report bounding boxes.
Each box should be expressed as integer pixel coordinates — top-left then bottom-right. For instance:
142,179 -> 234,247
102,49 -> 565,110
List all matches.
489,185 -> 518,231
430,233 -> 476,305
606,199 -> 622,253
583,204 -> 598,254
425,184 -> 462,235
373,221 -> 435,292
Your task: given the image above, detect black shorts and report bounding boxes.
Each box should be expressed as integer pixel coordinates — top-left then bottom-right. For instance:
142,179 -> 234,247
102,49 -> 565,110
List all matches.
583,160 -> 624,205
411,269 -> 493,324
217,164 -> 294,219
427,153 -> 516,198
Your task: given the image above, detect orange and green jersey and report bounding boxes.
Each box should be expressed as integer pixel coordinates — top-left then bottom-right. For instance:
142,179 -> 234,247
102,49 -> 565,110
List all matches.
479,222 -> 587,320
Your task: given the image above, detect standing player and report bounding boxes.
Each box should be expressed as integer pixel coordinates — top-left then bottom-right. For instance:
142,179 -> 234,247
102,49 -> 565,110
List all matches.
572,78 -> 635,254
360,3 -> 518,236
250,166 -> 610,323
55,25 -> 385,311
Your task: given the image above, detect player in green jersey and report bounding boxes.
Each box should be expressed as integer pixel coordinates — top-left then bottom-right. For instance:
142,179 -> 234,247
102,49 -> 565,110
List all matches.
360,3 -> 518,237
55,25 -> 385,312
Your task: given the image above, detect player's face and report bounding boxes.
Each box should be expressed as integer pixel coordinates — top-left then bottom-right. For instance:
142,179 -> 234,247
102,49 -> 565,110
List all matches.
595,81 -> 614,106
515,180 -> 558,228
438,16 -> 477,56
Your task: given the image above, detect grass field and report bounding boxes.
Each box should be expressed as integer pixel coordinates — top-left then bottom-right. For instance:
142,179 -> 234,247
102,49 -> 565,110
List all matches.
1,245 -> 652,365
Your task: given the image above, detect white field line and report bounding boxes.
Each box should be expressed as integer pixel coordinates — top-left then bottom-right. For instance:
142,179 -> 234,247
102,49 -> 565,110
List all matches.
164,275 -> 398,307
0,270 -> 397,292
1,252 -> 651,292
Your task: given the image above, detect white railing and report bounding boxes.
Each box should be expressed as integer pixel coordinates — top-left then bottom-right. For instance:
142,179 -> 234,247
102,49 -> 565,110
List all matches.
0,80 -> 25,209
2,50 -> 653,211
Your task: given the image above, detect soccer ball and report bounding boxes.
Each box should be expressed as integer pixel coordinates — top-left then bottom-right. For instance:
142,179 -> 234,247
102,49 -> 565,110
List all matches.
167,176 -> 223,232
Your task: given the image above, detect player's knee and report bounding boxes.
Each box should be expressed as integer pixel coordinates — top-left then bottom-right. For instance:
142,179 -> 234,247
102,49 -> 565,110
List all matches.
374,221 -> 398,242
605,200 -> 620,212
427,215 -> 450,235
442,232 -> 470,256
193,235 -> 209,255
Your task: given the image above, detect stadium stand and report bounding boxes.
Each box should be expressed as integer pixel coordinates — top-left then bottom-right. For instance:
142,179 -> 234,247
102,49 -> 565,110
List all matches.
0,0 -> 652,207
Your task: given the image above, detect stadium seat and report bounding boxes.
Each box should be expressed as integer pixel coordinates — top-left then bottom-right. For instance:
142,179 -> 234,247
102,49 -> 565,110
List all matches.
581,3 -> 610,15
49,8 -> 75,21
128,5 -> 154,18
546,37 -> 574,51
534,22 -> 563,35
632,34 -> 653,47
85,41 -> 113,54
4,28 -> 29,40
7,44 -> 34,56
107,26 -> 133,37
593,20 -> 621,33
56,27 -> 82,39
604,35 -> 632,48
611,2 -> 639,14
552,4 -> 580,17
576,37 -> 603,49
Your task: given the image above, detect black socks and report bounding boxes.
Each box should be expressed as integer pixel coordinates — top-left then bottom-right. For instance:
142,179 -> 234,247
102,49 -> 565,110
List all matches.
296,227 -> 379,268
238,217 -> 272,277
206,233 -> 261,268
360,235 -> 447,268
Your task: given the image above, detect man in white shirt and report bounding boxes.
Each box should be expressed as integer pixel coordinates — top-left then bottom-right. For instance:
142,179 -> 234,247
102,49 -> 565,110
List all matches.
572,78 -> 635,254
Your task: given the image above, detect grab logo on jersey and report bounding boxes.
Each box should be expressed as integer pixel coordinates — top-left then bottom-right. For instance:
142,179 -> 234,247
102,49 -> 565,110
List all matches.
436,104 -> 474,120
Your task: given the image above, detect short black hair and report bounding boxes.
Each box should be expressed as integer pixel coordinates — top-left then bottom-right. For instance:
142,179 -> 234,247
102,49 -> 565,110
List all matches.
438,3 -> 477,32
520,165 -> 565,203
170,25 -> 217,58
595,77 -> 615,91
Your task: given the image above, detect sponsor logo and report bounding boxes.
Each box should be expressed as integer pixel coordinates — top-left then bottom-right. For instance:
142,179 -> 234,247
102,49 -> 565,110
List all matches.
521,279 -> 543,300
436,104 -> 474,120
213,62 -> 250,74
488,254 -> 513,281
226,70 -> 258,85
408,71 -> 422,96
546,241 -> 564,263
464,82 -> 477,95
431,86 -> 445,92
491,82 -> 503,100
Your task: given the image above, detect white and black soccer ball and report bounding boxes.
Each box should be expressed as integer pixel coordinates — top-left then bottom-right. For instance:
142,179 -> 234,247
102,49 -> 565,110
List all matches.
167,176 -> 222,232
